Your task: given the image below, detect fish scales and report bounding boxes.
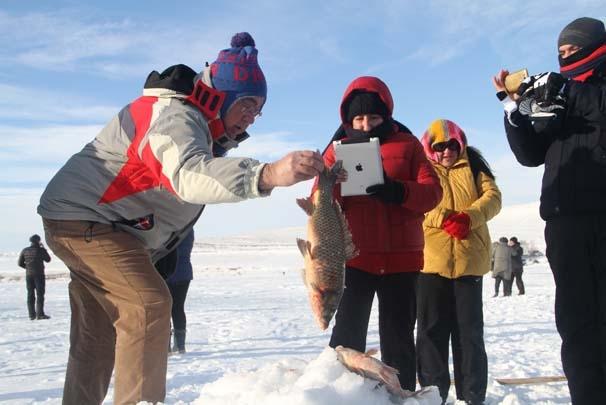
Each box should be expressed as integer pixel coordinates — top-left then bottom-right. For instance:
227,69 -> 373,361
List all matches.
296,161 -> 357,330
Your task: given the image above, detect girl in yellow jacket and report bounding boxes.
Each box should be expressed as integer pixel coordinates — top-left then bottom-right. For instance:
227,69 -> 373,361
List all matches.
417,119 -> 501,405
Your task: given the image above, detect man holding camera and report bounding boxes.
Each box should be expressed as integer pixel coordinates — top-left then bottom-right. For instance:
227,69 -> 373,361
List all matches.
492,17 -> 606,404
18,234 -> 51,320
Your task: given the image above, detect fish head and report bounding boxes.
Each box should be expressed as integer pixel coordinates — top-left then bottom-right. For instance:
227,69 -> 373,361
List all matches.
335,345 -> 364,374
309,285 -> 343,330
335,345 -> 353,364
335,346 -> 347,366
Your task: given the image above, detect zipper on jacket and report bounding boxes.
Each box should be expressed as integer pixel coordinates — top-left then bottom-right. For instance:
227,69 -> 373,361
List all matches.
444,168 -> 457,278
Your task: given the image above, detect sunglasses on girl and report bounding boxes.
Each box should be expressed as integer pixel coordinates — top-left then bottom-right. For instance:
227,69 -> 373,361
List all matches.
432,139 -> 460,152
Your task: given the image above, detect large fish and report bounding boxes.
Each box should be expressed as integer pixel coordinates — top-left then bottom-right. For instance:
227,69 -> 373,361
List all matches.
335,345 -> 439,401
296,161 -> 357,330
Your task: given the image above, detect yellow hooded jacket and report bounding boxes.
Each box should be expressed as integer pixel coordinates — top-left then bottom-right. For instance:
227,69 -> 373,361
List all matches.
422,150 -> 502,279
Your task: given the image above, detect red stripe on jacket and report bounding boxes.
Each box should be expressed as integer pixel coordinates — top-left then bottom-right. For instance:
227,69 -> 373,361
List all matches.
99,96 -> 176,204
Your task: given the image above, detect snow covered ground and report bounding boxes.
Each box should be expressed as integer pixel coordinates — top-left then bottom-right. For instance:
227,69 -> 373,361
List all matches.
0,209 -> 571,404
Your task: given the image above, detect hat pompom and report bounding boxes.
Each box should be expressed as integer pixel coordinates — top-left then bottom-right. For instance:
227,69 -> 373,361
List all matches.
231,32 -> 255,48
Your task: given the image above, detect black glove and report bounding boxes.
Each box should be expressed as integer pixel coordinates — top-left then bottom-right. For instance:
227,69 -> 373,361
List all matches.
517,72 -> 567,121
366,177 -> 406,204
517,72 -> 567,102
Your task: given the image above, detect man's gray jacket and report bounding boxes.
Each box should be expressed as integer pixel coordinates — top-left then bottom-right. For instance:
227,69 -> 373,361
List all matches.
38,73 -> 267,261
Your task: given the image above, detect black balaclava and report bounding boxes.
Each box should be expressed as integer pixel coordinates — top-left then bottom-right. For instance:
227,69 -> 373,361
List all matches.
343,91 -> 392,139
558,17 -> 606,81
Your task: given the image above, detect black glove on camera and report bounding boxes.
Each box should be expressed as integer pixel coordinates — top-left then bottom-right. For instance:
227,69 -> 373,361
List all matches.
517,72 -> 567,121
366,177 -> 406,204
517,72 -> 567,102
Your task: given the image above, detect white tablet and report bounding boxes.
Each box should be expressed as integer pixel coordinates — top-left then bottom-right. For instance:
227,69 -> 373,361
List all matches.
333,137 -> 384,197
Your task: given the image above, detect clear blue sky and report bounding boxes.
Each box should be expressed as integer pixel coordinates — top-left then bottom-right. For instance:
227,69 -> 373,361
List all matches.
0,1 -> 603,251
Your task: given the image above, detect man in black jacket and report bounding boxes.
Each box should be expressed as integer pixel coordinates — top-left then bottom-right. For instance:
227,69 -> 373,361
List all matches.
508,237 -> 525,295
18,234 -> 51,320
492,17 -> 606,405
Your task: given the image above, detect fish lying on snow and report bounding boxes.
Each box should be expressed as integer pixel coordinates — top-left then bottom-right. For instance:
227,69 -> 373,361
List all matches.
335,345 -> 438,401
296,161 -> 357,330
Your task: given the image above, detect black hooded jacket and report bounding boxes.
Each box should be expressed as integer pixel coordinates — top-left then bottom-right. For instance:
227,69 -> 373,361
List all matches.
18,243 -> 51,277
504,64 -> 606,220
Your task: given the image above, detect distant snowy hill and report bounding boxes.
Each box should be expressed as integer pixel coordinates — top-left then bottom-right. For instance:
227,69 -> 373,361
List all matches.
195,226 -> 306,251
197,201 -> 546,253
1,202 -> 546,280
487,201 -> 545,253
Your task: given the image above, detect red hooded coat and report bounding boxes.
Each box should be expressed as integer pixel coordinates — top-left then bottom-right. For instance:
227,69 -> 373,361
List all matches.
320,77 -> 442,275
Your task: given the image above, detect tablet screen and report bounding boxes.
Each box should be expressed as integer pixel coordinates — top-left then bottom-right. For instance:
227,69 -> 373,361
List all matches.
333,137 -> 384,197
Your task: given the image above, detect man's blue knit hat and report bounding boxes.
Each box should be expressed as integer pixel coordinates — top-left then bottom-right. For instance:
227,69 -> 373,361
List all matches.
210,32 -> 267,117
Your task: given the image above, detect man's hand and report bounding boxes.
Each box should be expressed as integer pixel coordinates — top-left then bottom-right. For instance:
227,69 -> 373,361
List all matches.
334,163 -> 348,184
259,150 -> 324,191
492,69 -> 519,101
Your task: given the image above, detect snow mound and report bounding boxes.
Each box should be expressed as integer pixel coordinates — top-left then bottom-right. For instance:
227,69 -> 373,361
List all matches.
195,347 -> 441,405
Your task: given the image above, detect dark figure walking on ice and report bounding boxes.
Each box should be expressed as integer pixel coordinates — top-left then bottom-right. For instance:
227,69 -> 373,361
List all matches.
509,237 -> 525,295
18,234 -> 51,320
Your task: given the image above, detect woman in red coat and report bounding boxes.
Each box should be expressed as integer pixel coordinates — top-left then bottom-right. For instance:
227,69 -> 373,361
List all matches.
322,76 -> 443,390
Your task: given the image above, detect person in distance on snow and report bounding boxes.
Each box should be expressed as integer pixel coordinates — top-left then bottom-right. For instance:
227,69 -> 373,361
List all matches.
319,76 -> 442,392
508,236 -> 525,295
492,17 -> 606,404
491,236 -> 513,297
18,234 -> 51,320
37,32 -> 323,405
418,119 -> 501,405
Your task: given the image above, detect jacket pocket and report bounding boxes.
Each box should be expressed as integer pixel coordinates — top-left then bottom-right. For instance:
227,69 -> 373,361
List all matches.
344,198 -> 381,251
388,208 -> 424,252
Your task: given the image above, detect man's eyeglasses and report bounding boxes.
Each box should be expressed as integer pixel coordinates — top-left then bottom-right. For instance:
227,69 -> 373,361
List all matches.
432,139 -> 460,152
240,104 -> 262,119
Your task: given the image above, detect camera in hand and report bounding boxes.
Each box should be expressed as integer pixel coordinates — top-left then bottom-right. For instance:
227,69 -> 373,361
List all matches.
517,72 -> 568,121
504,68 -> 529,93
